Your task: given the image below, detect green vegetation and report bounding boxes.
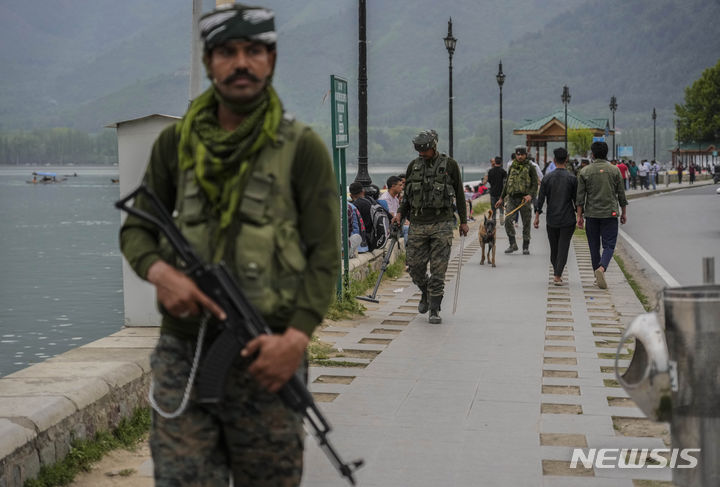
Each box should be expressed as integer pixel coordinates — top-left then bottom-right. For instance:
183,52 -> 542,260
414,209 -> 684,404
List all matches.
614,254 -> 651,311
0,128 -> 117,166
25,408 -> 150,487
325,252 -> 406,321
675,58 -> 720,143
568,129 -> 593,158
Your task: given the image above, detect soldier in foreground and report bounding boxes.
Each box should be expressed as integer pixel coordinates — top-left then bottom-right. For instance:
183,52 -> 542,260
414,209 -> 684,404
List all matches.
119,4 -> 340,485
392,130 -> 468,324
495,145 -> 538,254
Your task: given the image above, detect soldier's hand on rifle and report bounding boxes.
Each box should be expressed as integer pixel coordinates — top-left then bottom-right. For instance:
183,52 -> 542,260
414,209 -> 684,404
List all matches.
391,212 -> 402,226
242,328 -> 309,392
147,260 -> 226,321
459,223 -> 469,236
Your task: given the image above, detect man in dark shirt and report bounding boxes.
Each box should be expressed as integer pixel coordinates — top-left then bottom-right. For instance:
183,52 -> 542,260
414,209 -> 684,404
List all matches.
349,181 -> 375,249
484,156 -> 507,222
534,147 -> 577,285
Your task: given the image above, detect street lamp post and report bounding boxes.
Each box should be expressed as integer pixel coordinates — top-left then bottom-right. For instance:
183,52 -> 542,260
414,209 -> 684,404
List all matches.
496,61 -> 506,161
609,96 -> 617,159
443,18 -> 457,158
354,0 -> 372,189
652,107 -> 657,162
561,86 -> 571,153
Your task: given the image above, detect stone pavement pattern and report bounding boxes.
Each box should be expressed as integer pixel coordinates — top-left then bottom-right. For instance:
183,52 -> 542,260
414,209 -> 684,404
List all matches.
64,217 -> 676,487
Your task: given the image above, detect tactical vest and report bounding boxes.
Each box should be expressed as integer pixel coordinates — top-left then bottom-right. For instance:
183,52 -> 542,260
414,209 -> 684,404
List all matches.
505,160 -> 532,196
406,153 -> 455,215
163,116 -> 308,323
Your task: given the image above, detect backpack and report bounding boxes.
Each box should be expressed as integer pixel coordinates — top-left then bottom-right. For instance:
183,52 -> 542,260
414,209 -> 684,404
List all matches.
347,203 -> 368,248
505,161 -> 532,196
366,197 -> 391,250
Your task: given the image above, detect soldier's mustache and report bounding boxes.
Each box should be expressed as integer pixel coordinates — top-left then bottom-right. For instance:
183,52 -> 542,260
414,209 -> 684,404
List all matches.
222,69 -> 260,85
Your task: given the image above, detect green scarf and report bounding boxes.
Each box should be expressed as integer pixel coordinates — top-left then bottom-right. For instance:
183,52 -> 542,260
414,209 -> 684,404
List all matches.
177,85 -> 283,232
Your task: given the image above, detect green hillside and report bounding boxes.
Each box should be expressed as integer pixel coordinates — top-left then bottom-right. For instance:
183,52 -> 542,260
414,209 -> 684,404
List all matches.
1,0 -> 717,164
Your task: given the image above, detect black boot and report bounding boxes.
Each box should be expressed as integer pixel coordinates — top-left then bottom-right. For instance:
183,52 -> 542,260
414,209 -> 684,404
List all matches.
523,240 -> 530,255
428,295 -> 443,324
504,237 -> 518,254
418,286 -> 429,314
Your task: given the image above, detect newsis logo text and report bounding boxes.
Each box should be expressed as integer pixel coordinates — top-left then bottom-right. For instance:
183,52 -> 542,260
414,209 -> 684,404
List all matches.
571,448 -> 700,469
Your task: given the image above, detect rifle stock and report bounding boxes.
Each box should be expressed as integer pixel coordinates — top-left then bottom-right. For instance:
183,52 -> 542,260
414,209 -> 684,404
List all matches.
116,185 -> 363,485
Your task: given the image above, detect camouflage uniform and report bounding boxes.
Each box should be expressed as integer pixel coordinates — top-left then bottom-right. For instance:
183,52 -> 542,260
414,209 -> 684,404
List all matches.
406,220 -> 455,297
150,335 -> 305,487
398,147 -> 466,322
503,195 -> 533,242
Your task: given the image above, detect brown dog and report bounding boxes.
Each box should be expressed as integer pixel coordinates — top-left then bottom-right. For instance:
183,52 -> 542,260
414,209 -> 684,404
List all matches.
478,209 -> 497,267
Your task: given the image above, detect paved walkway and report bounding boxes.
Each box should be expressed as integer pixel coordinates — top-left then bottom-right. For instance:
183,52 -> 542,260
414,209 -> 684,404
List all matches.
302,216 -> 672,487
66,182 -> 703,486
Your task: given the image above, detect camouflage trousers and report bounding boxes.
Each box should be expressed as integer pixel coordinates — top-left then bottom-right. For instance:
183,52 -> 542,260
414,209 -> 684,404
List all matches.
406,220 -> 454,297
504,195 -> 532,243
149,334 -> 305,487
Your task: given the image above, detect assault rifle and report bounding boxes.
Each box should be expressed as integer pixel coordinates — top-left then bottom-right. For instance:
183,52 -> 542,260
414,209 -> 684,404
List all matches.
116,185 -> 363,486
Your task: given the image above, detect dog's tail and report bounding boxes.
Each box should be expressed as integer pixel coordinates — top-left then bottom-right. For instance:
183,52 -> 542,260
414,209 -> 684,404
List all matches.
487,208 -> 493,219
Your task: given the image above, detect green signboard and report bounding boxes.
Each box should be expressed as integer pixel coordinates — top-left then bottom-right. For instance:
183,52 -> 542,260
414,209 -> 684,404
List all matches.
331,75 -> 349,149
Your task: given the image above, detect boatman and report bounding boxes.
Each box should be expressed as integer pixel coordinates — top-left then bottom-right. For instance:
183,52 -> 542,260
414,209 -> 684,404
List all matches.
392,130 -> 468,324
119,4 -> 340,486
495,145 -> 539,254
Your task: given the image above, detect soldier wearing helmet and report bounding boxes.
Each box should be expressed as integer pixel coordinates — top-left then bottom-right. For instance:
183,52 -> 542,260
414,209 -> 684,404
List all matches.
392,129 -> 468,324
495,145 -> 538,254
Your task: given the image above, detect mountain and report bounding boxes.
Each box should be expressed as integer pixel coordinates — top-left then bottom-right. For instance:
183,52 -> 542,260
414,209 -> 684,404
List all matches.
1,0 -> 718,163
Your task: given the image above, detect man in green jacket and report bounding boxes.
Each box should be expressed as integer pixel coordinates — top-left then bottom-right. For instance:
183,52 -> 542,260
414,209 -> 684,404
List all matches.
119,4 -> 339,485
392,130 -> 468,324
576,141 -> 628,289
495,145 -> 539,254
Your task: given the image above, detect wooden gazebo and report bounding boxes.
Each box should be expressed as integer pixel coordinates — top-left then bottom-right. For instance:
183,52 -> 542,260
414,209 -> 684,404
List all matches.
513,109 -> 614,163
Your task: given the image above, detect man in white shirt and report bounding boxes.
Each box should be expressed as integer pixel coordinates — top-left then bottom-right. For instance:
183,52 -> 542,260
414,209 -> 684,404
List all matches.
379,175 -> 402,216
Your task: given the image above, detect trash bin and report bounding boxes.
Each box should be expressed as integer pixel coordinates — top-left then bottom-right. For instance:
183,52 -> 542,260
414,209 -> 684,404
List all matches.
617,285 -> 720,486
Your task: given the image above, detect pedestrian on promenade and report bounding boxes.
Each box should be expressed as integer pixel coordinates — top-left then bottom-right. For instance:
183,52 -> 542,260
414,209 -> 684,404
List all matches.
677,163 -> 684,184
616,159 -> 629,190
495,145 -> 539,255
689,163 -> 696,184
379,175 -> 402,216
649,160 -> 659,189
483,156 -> 507,223
576,141 -> 628,290
638,159 -> 649,190
534,147 -> 577,286
119,4 -> 340,485
392,129 -> 468,324
629,160 -> 638,189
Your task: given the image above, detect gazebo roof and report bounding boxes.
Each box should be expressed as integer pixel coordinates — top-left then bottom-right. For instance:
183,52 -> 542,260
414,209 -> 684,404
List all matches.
673,140 -> 720,152
515,109 -> 611,133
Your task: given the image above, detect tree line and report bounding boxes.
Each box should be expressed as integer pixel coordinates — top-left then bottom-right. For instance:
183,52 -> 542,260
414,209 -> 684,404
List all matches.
0,128 -> 117,165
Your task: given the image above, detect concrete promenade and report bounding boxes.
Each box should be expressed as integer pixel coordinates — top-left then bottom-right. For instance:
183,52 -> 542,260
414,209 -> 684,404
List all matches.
301,219 -> 668,486
6,178 -> 713,486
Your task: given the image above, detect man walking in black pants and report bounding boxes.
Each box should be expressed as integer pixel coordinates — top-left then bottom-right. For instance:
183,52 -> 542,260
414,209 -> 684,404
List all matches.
576,141 -> 628,289
534,148 -> 577,285
484,156 -> 507,223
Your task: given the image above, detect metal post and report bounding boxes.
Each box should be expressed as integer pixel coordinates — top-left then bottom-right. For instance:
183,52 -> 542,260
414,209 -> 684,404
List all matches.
496,62 -> 506,161
652,108 -> 657,162
354,0 -> 372,189
443,19 -> 457,158
189,0 -> 204,103
703,257 -> 715,285
609,96 -> 617,159
562,86 -> 571,153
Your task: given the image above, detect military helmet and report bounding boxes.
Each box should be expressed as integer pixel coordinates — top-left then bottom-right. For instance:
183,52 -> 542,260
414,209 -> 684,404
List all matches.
413,130 -> 438,152
514,145 -> 527,155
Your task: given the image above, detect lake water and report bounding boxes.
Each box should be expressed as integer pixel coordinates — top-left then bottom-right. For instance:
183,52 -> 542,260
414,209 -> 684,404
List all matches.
0,167 -> 123,377
0,163 -> 486,377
